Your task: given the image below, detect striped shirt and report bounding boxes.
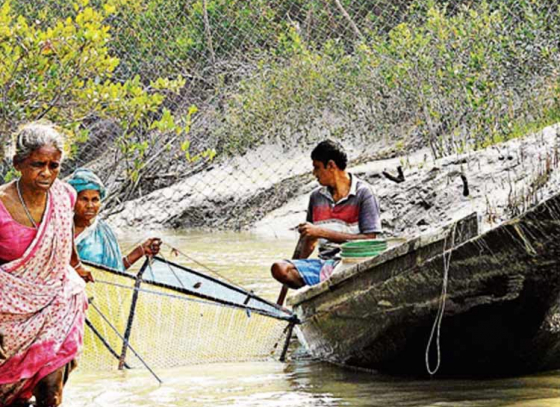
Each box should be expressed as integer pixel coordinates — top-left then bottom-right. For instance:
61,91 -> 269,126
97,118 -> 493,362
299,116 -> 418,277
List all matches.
306,174 -> 381,260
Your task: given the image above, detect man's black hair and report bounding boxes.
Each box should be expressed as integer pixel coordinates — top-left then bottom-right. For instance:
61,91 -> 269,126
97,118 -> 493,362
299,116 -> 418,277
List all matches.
311,140 -> 347,170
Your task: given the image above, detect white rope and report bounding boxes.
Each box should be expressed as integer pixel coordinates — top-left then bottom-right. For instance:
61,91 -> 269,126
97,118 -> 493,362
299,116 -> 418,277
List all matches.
161,242 -> 239,286
153,251 -> 187,290
425,223 -> 456,376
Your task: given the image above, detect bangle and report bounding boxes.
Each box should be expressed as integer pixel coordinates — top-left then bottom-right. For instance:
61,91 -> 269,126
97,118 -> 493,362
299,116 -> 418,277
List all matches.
140,244 -> 146,257
123,255 -> 132,268
74,261 -> 83,270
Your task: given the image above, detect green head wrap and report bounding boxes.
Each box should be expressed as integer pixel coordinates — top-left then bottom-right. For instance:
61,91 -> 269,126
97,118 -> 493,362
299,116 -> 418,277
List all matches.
67,168 -> 106,200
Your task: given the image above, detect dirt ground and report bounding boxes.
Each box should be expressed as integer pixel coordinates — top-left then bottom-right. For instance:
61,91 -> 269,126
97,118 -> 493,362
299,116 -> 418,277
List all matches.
107,124 -> 560,242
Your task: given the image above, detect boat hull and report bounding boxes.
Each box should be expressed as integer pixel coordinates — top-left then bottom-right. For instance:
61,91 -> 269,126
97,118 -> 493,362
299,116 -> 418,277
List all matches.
290,195 -> 560,377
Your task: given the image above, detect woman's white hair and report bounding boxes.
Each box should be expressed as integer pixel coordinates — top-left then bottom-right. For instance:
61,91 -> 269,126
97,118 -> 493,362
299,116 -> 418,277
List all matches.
12,122 -> 65,164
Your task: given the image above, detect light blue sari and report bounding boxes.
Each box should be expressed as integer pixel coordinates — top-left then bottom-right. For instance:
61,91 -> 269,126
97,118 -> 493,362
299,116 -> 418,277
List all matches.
76,219 -> 125,272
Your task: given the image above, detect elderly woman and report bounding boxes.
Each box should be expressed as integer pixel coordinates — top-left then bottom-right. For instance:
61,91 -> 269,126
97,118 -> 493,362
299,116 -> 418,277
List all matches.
67,168 -> 161,272
0,122 -> 91,407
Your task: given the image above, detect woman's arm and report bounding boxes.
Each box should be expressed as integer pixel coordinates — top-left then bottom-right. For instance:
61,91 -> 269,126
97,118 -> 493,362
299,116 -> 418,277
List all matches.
122,238 -> 162,270
70,236 -> 94,282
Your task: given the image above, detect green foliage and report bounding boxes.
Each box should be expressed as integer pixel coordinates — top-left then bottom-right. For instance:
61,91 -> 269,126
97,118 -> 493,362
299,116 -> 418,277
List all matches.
6,0 -> 560,166
12,0 -> 426,80
216,31 -> 358,151
217,0 -> 560,156
3,169 -> 20,182
101,0 -> 299,79
0,0 -> 196,182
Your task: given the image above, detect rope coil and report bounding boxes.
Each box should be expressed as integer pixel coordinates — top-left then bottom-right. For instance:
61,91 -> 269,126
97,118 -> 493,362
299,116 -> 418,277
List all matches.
425,223 -> 456,376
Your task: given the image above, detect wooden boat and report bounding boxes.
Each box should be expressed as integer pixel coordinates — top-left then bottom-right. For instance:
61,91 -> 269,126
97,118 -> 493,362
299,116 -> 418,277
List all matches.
288,193 -> 560,377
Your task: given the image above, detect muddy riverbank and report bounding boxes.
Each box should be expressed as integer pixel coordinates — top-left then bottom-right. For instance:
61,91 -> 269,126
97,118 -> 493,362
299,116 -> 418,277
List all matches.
107,124 -> 560,241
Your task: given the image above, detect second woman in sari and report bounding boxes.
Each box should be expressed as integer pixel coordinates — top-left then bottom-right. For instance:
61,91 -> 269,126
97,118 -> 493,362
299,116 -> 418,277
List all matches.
68,168 -> 161,272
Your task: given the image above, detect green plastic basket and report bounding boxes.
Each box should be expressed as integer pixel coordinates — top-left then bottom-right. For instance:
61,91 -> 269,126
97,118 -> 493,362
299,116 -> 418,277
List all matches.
341,250 -> 385,258
341,239 -> 387,249
341,239 -> 387,258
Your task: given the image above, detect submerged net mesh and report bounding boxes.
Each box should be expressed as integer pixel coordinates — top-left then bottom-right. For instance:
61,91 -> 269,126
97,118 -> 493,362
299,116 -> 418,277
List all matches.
80,257 -> 295,371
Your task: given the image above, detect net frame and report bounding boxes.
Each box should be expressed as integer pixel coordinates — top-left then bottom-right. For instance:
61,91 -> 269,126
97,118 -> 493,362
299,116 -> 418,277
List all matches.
81,257 -> 298,372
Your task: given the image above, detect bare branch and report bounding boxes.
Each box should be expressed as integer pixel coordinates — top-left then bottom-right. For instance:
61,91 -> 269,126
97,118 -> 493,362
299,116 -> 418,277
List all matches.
332,0 -> 363,39
202,0 -> 216,67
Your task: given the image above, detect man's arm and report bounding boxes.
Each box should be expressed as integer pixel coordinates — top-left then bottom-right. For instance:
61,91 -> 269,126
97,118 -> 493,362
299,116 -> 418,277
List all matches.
298,183 -> 381,244
298,235 -> 319,258
298,193 -> 320,257
298,223 -> 376,243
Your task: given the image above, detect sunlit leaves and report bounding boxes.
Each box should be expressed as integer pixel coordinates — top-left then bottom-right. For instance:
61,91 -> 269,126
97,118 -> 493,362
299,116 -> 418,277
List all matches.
1,0 -> 201,183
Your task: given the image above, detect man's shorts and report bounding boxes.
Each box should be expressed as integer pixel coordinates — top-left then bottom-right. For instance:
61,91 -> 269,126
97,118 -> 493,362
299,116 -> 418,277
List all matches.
288,259 -> 338,286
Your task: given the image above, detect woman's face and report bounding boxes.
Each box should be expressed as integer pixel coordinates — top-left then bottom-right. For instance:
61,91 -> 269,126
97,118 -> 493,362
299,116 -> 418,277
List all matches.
15,145 -> 62,192
75,190 -> 102,223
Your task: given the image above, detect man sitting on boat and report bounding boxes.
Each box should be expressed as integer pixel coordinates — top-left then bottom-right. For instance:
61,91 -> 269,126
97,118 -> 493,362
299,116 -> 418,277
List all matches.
67,168 -> 162,272
271,140 -> 381,288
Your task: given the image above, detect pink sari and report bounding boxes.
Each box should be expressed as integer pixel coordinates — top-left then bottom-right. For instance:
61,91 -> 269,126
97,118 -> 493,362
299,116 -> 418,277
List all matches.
0,180 -> 88,405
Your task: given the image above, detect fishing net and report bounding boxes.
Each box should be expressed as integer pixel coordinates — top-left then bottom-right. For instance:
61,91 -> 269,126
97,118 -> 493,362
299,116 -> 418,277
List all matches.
80,256 -> 296,371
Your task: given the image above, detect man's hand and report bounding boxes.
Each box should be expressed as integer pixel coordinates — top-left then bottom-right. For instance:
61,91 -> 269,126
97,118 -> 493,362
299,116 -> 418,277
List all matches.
298,223 -> 378,244
297,222 -> 324,239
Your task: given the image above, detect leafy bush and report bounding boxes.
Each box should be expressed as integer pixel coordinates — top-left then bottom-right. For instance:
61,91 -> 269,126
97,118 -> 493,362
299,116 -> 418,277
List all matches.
218,0 -> 560,156
5,0 -> 560,168
0,0 -> 193,183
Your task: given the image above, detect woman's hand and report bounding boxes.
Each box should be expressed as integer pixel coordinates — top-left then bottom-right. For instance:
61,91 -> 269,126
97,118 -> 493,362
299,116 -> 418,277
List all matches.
123,238 -> 163,270
75,263 -> 94,283
0,331 -> 6,360
141,238 -> 162,257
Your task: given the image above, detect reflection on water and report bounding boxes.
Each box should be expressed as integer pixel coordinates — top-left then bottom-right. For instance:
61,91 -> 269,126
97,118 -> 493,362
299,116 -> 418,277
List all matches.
65,360 -> 560,407
65,230 -> 560,407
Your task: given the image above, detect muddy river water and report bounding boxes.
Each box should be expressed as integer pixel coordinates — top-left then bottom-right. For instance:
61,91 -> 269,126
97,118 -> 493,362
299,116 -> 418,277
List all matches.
64,231 -> 560,407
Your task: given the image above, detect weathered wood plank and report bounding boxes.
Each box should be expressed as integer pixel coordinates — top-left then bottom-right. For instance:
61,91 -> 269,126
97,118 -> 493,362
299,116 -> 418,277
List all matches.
291,194 -> 560,377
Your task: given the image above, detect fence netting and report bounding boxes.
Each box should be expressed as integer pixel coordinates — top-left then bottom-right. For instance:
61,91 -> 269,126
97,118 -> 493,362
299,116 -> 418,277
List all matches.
1,0 -> 559,232
81,256 -> 295,371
